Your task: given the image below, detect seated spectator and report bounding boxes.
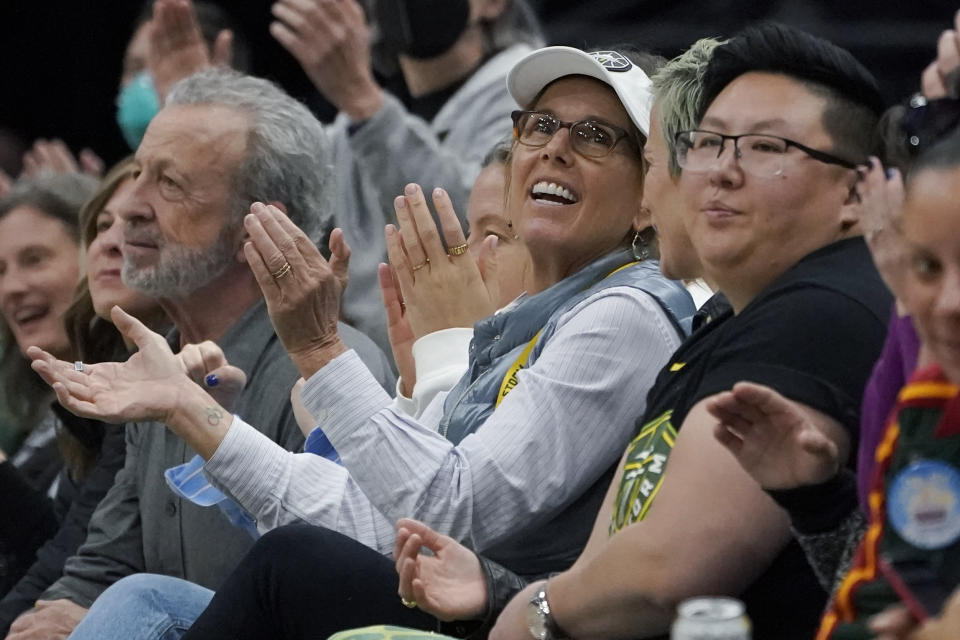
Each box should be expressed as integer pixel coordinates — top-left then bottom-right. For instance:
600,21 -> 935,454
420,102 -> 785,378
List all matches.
711,126 -> 960,640
465,23 -> 891,639
7,68 -> 392,640
702,19 -> 960,621
270,0 -> 544,353
0,158 -> 168,633
384,35 -> 727,637
32,46 -> 695,639
0,173 -> 97,594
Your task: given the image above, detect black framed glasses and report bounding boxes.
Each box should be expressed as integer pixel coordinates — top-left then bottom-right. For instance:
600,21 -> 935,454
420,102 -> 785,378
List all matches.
511,110 -> 639,159
901,93 -> 960,157
674,129 -> 859,178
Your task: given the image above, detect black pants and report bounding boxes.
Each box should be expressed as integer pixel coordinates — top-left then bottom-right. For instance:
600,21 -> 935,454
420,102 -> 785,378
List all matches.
182,525 -> 437,640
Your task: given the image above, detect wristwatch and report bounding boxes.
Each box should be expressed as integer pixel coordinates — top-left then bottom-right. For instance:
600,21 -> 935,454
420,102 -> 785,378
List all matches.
526,583 -> 567,640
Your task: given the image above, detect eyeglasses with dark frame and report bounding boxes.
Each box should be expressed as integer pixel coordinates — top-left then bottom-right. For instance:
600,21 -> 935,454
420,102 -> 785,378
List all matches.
674,129 -> 860,178
511,110 -> 640,159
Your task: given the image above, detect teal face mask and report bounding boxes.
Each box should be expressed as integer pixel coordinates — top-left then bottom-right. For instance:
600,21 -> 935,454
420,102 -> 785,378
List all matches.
116,71 -> 160,150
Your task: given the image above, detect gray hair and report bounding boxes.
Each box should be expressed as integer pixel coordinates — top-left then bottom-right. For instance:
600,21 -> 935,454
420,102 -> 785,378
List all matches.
651,38 -> 725,177
165,68 -> 333,245
0,172 -> 99,235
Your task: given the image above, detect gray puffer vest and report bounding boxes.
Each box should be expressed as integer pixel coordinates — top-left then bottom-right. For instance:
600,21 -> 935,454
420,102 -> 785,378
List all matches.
438,248 -> 695,576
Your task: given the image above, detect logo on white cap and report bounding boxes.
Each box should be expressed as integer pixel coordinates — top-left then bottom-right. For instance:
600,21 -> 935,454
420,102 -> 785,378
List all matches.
590,51 -> 632,72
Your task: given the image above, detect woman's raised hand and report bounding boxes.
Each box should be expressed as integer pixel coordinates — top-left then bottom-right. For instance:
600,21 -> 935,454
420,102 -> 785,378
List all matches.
393,518 -> 488,621
385,184 -> 498,340
244,202 -> 348,379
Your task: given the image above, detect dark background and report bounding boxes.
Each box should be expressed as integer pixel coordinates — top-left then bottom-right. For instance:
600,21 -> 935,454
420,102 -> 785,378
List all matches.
0,0 -> 953,174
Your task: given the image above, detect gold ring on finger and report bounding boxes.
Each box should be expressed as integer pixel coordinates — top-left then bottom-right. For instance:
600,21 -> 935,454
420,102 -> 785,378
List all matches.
411,259 -> 429,272
447,243 -> 469,257
271,262 -> 293,280
400,597 -> 418,609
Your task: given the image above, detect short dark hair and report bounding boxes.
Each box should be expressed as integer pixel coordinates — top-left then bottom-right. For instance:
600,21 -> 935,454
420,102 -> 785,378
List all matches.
700,22 -> 885,163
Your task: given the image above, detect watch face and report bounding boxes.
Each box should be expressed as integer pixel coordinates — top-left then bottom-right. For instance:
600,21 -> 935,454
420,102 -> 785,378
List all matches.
527,600 -> 548,640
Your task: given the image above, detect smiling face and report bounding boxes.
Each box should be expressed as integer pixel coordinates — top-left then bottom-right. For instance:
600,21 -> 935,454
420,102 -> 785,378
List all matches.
642,103 -> 702,281
902,166 -> 960,384
114,104 -> 250,299
0,206 -> 79,359
86,178 -> 163,320
507,75 -> 647,289
681,72 -> 860,310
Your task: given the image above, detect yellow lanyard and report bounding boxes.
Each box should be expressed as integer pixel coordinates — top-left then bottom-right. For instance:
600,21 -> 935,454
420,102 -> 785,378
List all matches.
495,329 -> 543,407
494,261 -> 639,407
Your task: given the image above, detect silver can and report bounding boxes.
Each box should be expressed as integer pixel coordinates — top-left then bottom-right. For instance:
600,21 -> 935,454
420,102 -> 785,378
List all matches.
670,597 -> 751,640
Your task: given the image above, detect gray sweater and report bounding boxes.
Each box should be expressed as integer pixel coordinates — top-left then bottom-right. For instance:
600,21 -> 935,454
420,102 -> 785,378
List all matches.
331,44 -> 534,356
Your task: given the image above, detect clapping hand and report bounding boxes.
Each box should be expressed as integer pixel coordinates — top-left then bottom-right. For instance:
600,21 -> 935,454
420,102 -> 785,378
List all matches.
393,518 -> 487,621
21,139 -> 103,178
922,9 -> 960,99
857,157 -> 907,300
385,184 -> 498,340
270,0 -> 383,120
379,263 -> 417,395
243,202 -> 349,379
147,0 -> 232,101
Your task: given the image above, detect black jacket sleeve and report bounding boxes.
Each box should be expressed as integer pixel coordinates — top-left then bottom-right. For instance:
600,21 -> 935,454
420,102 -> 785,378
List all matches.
766,470 -> 868,593
0,461 -> 59,598
436,554 -> 532,639
0,427 -> 125,634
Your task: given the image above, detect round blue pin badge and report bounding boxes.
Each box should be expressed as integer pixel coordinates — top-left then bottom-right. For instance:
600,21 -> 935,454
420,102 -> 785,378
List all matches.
888,460 -> 960,550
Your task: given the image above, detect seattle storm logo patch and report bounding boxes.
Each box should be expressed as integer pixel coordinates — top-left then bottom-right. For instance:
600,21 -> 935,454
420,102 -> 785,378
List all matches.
590,51 -> 632,72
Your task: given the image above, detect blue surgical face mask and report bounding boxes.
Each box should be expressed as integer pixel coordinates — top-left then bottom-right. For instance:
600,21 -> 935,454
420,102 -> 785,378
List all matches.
116,71 -> 160,150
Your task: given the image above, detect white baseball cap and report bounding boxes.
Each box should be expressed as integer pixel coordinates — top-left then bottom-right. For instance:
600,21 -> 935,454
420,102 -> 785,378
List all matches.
506,46 -> 654,137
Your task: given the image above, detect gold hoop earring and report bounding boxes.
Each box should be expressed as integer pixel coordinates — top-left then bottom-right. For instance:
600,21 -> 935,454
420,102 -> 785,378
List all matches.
632,229 -> 649,261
